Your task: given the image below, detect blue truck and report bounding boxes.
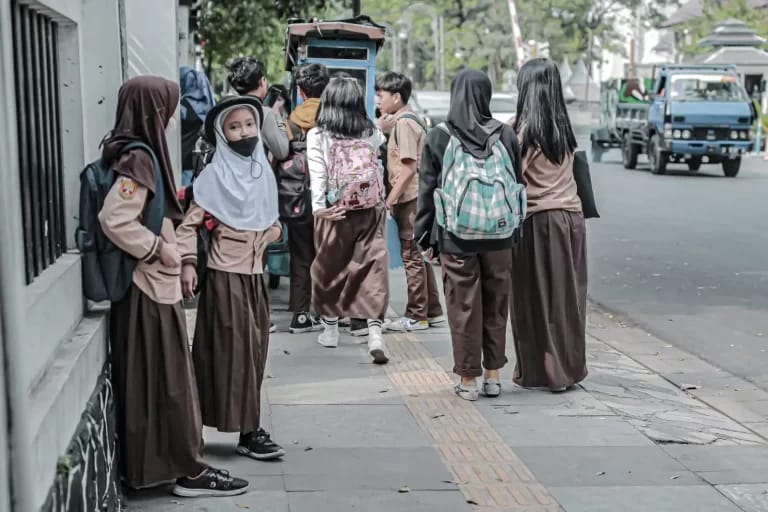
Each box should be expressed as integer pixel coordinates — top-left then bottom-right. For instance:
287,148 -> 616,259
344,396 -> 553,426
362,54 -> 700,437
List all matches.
596,65 -> 757,177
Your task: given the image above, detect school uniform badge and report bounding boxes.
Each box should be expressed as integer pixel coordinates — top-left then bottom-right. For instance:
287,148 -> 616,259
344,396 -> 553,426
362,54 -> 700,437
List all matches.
118,178 -> 138,199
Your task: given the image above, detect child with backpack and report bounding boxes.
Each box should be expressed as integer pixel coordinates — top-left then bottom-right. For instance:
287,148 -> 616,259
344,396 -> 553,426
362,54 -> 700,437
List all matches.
414,69 -> 525,401
97,76 -> 249,496
306,76 -> 391,364
278,63 -> 330,334
176,95 -> 286,461
375,73 -> 444,332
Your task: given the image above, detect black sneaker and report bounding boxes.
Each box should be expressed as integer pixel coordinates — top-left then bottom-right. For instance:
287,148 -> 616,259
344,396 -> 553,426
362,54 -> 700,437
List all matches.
236,429 -> 285,461
289,312 -> 322,334
172,467 -> 249,497
349,318 -> 369,337
269,322 -> 276,334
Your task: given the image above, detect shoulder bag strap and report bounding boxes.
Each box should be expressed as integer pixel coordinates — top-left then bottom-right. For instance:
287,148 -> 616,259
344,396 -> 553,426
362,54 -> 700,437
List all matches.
121,141 -> 164,235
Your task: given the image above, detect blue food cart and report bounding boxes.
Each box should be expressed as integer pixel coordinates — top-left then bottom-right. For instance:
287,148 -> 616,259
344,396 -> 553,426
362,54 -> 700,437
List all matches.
266,15 -> 402,287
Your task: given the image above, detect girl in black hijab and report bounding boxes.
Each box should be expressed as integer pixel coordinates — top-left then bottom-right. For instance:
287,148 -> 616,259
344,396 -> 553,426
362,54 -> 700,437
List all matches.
415,69 -> 522,401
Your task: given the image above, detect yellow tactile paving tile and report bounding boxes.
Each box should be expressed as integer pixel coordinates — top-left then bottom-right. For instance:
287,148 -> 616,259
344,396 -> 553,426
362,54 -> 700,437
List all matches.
384,333 -> 563,511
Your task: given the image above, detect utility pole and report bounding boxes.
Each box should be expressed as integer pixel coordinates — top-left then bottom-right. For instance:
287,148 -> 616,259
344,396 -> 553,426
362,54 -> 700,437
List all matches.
352,0 -> 361,16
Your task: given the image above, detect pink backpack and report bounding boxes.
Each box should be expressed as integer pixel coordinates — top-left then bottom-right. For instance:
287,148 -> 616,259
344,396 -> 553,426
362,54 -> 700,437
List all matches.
326,138 -> 382,211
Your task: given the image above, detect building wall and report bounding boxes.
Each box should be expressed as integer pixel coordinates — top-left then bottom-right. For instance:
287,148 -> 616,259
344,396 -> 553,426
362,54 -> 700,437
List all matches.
0,0 -> 183,510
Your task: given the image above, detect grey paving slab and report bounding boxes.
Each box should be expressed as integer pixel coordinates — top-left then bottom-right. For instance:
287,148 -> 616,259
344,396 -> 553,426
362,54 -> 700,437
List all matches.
583,339 -> 765,446
717,484 -> 768,512
281,447 -> 457,491
550,485 -> 742,512
126,490 -> 290,511
514,446 -> 703,487
269,404 -> 433,448
662,446 -> 768,485
267,375 -> 403,405
487,412 -> 654,447
287,490 -> 471,512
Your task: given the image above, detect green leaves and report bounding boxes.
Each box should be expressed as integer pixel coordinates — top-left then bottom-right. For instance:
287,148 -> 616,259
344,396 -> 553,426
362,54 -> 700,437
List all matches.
198,0 -> 331,80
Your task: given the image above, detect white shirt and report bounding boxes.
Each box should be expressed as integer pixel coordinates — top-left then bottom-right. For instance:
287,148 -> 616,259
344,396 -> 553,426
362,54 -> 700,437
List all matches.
306,127 -> 386,213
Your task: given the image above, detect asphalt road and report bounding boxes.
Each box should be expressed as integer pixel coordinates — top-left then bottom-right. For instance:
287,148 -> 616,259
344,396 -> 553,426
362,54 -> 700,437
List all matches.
585,145 -> 768,390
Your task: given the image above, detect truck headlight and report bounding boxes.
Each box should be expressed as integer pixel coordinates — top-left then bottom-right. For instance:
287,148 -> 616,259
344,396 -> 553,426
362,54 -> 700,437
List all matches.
730,130 -> 739,139
749,128 -> 755,140
682,129 -> 692,139
664,123 -> 673,139
739,130 -> 748,139
673,129 -> 682,139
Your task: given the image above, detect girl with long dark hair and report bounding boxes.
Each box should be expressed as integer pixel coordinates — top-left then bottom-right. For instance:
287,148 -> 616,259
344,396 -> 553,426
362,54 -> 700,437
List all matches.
306,76 -> 391,364
510,58 -> 588,392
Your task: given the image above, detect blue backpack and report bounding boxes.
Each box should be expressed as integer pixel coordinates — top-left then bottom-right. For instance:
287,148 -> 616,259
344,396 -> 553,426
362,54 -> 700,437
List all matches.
75,142 -> 164,302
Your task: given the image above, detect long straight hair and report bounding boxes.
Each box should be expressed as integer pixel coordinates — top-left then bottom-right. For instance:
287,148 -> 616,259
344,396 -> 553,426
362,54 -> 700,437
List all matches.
315,76 -> 375,139
513,58 -> 576,165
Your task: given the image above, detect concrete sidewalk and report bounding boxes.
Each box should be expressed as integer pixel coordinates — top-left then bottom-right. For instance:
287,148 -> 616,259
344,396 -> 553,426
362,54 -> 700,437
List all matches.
127,267 -> 768,512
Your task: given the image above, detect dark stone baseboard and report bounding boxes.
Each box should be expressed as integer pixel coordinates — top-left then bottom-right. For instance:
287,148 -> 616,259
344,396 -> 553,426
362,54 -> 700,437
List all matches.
42,362 -> 120,511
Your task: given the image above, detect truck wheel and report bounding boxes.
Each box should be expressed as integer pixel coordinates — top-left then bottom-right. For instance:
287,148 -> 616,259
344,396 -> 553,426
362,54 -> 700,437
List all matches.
722,158 -> 741,178
622,133 -> 639,169
268,273 -> 281,289
649,134 -> 668,175
687,157 -> 702,172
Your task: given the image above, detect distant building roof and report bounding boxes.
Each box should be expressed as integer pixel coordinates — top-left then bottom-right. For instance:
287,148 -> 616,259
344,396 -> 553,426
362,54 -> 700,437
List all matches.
695,46 -> 768,65
660,0 -> 768,28
699,18 -> 767,47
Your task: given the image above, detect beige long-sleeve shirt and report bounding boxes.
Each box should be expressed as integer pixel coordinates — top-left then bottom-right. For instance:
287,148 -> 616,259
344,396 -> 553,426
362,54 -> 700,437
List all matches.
176,201 -> 282,275
98,176 -> 182,304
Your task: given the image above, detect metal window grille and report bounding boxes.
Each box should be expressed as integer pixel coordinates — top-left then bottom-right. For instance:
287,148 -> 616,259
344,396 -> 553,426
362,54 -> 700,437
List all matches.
10,1 -> 66,284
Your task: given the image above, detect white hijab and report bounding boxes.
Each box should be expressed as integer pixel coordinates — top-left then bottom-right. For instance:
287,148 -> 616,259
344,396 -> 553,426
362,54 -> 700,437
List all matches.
193,105 -> 279,232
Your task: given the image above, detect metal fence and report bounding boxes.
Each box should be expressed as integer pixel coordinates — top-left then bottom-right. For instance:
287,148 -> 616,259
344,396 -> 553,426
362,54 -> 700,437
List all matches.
11,1 -> 66,284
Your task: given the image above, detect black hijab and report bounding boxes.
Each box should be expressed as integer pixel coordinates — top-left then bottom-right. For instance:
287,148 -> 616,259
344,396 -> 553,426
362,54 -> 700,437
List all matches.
102,76 -> 184,221
447,69 -> 504,159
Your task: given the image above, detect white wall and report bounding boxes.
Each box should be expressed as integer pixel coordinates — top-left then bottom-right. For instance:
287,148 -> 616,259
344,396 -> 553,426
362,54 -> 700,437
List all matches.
0,0 -> 183,509
124,0 -> 182,182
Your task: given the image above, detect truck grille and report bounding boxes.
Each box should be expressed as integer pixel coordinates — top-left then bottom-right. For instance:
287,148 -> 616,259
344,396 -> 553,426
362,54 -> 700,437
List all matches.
691,127 -> 729,140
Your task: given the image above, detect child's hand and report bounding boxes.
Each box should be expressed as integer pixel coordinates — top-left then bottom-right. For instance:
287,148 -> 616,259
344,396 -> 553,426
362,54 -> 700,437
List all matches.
159,241 -> 181,268
181,264 -> 197,298
315,206 -> 346,222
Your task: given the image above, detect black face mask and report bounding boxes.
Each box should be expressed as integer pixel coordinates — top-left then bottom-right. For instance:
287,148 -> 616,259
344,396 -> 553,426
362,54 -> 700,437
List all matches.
228,136 -> 259,157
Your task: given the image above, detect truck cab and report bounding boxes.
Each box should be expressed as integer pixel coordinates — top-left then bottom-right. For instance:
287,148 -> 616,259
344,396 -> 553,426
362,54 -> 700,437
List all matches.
645,64 -> 755,177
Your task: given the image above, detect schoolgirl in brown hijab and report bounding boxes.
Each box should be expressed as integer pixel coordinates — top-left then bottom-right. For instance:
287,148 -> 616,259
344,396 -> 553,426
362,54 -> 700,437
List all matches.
98,75 -> 248,497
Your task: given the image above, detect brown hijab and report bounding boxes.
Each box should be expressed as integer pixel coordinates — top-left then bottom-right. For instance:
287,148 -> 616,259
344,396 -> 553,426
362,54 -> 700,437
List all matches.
102,76 -> 184,221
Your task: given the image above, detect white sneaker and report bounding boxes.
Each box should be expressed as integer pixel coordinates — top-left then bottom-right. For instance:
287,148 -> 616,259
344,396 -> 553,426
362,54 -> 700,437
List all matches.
367,326 -> 389,364
317,326 -> 339,348
386,317 -> 429,332
428,314 -> 446,327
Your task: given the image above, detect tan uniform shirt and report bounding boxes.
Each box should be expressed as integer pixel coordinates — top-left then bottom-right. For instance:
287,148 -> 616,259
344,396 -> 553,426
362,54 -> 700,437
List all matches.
387,109 -> 425,204
522,150 -> 582,217
98,177 -> 182,304
176,202 -> 282,275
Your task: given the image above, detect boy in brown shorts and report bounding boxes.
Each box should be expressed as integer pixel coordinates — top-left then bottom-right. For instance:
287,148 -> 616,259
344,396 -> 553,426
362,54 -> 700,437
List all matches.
375,73 -> 444,331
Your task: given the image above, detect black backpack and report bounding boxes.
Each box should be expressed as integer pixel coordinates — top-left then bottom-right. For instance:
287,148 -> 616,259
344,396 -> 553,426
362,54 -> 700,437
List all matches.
276,120 -> 312,223
75,142 -> 164,302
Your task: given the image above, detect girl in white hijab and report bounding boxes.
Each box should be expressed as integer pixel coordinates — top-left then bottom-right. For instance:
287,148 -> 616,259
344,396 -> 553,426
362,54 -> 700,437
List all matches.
176,96 -> 286,461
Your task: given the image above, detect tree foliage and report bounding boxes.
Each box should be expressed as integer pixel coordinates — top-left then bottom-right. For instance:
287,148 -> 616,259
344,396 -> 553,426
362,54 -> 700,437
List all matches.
198,0 -> 332,84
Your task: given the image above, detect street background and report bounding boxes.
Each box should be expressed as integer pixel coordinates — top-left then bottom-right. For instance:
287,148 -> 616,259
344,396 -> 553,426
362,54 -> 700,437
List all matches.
128,143 -> 768,510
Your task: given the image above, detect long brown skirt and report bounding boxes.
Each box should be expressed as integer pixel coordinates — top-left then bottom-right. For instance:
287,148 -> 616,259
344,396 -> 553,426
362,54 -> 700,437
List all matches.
509,210 -> 588,389
110,285 -> 205,488
312,204 -> 389,320
192,269 -> 270,433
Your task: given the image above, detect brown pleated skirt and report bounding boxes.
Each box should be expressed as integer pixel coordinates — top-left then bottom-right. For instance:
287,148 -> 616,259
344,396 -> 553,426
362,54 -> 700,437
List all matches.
311,204 -> 389,321
192,269 -> 270,433
509,209 -> 588,389
110,285 -> 205,489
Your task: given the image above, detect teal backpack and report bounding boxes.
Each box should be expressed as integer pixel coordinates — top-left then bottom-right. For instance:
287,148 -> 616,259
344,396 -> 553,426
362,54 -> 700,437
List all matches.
433,124 -> 526,240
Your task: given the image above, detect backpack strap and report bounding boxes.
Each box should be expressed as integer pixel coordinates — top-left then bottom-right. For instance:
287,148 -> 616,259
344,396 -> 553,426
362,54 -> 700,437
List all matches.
393,112 -> 427,146
121,141 -> 164,236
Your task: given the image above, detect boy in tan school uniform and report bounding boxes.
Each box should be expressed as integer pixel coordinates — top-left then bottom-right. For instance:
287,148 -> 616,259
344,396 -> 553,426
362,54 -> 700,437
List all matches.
375,73 -> 444,332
